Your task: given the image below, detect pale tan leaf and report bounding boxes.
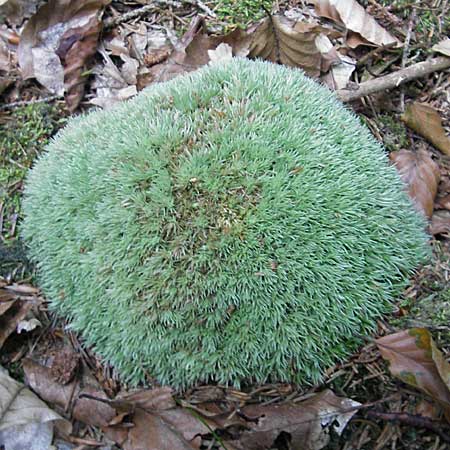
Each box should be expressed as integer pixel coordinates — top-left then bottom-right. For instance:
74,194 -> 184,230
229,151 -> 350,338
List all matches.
0,366 -> 71,434
402,102 -> 450,156
376,328 -> 450,421
208,42 -> 233,63
390,149 -> 440,218
432,38 -> 450,57
313,0 -> 400,48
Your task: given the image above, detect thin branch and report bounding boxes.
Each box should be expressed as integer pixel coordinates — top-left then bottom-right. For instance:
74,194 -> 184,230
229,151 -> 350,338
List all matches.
367,411 -> 450,443
337,56 -> 450,103
0,95 -> 62,111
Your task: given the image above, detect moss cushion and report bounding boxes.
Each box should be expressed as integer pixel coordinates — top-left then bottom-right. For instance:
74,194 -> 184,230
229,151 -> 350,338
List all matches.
22,59 -> 429,388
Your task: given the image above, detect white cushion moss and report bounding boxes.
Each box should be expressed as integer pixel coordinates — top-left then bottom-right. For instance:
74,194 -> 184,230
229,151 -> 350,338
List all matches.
22,59 -> 429,388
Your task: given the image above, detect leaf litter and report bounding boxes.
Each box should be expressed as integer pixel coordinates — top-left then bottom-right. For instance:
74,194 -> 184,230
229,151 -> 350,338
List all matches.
1,0 -> 450,448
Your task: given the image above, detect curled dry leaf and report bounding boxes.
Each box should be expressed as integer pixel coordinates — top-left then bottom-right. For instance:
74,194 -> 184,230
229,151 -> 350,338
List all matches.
402,103 -> 450,156
312,0 -> 400,48
0,366 -> 71,449
376,328 -> 450,421
430,210 -> 450,236
231,390 -> 360,450
147,15 -> 340,86
23,359 -> 116,429
390,149 -> 440,218
432,38 -> 450,57
18,0 -> 109,111
0,287 -> 36,350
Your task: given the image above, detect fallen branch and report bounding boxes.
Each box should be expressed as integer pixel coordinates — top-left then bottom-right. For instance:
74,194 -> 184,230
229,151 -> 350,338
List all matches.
337,56 -> 450,102
367,411 -> 450,443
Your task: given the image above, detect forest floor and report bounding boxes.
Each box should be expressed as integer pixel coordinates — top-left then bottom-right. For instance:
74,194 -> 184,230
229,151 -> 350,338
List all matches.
1,1 -> 450,449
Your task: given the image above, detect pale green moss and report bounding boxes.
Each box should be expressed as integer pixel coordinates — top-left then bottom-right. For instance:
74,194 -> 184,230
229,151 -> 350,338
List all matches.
22,59 -> 429,388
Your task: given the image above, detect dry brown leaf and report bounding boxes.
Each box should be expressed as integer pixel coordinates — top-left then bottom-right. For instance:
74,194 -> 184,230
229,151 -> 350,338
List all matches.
18,0 -> 109,111
312,0 -> 400,48
432,38 -> 450,57
390,149 -> 440,218
435,194 -> 450,210
430,210 -> 450,236
402,103 -> 450,156
146,15 -> 340,87
246,17 -> 340,77
23,359 -> 116,429
376,328 -> 450,421
231,390 -> 360,450
0,288 -> 35,349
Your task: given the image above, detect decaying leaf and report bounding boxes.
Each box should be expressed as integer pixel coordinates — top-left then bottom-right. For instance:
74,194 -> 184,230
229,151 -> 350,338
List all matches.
326,53 -> 356,90
390,149 -> 440,218
23,357 -> 358,450
376,328 -> 450,421
432,38 -> 450,57
18,0 -> 109,111
246,16 -> 340,77
312,0 -> 400,48
430,210 -> 450,236
0,366 -> 71,450
435,194 -> 450,211
0,287 -> 36,350
231,390 -> 360,450
90,45 -> 138,108
402,103 -> 450,156
23,359 -> 116,429
148,15 -> 340,86
0,0 -> 38,25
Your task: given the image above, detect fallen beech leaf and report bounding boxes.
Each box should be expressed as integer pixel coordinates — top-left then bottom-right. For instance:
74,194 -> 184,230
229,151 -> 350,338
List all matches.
0,288 -> 35,349
245,16 -> 340,77
103,388 -> 217,450
90,45 -> 138,108
430,210 -> 450,236
0,366 -> 71,449
432,38 -> 450,57
18,0 -> 109,110
23,359 -> 116,429
312,0 -> 400,48
208,42 -> 233,63
390,149 -> 440,218
435,194 -> 450,210
327,53 -> 356,90
402,103 -> 450,156
148,15 -> 340,85
232,390 -> 360,450
376,328 -> 450,421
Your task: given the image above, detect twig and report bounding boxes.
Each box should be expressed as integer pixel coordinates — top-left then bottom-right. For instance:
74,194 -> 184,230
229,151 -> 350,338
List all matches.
104,0 -> 182,29
399,6 -> 416,111
184,0 -> 216,17
103,0 -> 215,30
0,94 -> 62,111
367,411 -> 450,443
337,56 -> 450,103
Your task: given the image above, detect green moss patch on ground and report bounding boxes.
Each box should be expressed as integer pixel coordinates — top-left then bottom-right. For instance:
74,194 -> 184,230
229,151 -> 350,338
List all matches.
0,103 -> 65,277
212,0 -> 274,29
